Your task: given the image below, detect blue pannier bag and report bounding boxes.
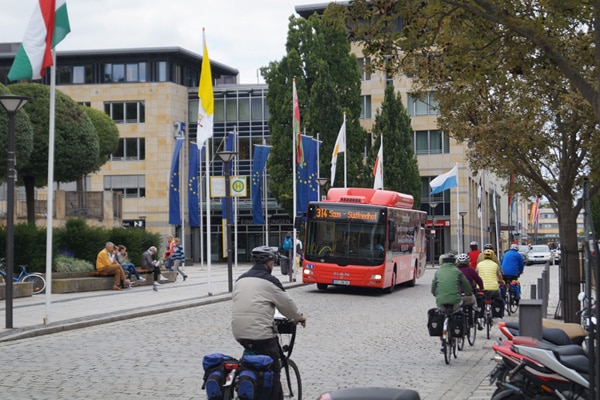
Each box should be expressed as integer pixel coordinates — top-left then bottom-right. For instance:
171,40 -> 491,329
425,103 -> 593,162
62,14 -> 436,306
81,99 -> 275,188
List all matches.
202,353 -> 236,400
237,354 -> 274,400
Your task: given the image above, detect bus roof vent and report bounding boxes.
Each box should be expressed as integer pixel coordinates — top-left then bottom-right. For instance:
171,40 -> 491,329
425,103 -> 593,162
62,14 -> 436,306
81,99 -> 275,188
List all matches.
339,195 -> 366,203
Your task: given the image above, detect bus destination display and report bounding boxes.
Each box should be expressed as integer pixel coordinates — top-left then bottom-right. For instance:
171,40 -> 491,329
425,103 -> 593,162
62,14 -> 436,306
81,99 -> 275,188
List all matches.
313,205 -> 382,222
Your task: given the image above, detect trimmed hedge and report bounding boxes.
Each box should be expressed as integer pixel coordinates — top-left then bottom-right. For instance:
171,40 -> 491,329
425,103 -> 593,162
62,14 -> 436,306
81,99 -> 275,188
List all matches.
0,218 -> 162,273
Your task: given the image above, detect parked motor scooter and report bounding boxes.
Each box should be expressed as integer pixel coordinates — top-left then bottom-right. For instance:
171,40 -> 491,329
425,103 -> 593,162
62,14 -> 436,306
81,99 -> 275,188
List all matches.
489,336 -> 589,399
316,387 -> 421,400
497,321 -> 586,347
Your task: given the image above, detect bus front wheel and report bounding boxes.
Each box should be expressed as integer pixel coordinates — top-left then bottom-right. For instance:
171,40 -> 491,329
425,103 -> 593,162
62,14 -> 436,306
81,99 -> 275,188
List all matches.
317,283 -> 328,290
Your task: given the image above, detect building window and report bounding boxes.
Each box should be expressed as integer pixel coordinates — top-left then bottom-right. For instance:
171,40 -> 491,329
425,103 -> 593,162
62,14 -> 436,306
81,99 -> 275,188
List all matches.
360,95 -> 372,119
407,92 -> 439,116
58,65 -> 93,84
111,138 -> 145,161
414,130 -> 450,154
104,175 -> 145,198
103,63 -> 147,83
358,57 -> 371,81
104,101 -> 145,124
158,61 -> 169,82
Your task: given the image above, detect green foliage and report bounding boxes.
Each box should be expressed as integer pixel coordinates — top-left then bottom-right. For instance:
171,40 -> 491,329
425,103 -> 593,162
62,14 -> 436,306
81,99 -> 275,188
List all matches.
0,83 -> 34,180
54,254 -> 94,273
365,84 -> 422,207
8,83 -> 100,224
81,105 -> 120,173
262,6 -> 367,216
0,219 -> 162,273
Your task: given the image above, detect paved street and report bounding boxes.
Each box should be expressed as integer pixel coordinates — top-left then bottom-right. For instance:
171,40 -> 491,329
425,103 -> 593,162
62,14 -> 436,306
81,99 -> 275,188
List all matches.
0,261 -> 559,399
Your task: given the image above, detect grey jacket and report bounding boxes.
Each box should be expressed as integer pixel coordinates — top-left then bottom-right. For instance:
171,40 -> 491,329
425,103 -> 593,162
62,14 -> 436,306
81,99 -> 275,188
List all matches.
231,264 -> 303,341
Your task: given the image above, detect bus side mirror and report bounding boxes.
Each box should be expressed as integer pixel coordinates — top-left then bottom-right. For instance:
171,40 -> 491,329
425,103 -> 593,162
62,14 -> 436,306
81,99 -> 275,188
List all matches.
388,220 -> 396,242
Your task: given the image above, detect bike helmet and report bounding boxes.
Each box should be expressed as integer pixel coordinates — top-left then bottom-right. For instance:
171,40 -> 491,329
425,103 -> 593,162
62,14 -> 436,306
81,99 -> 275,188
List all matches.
483,249 -> 494,259
440,253 -> 456,264
456,253 -> 470,265
484,243 -> 494,250
251,246 -> 276,264
469,241 -> 478,250
510,243 -> 519,250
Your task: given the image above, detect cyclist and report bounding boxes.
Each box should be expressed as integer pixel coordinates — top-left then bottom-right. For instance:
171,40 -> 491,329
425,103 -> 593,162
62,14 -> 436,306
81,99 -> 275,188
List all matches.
231,246 -> 306,400
456,253 -> 484,329
501,243 -> 525,300
477,243 -> 499,266
467,241 -> 481,270
476,249 -> 504,316
431,253 -> 472,350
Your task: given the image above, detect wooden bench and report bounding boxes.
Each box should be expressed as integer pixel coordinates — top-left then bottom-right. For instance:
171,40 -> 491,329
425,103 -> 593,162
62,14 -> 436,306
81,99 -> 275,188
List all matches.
52,270 -> 177,293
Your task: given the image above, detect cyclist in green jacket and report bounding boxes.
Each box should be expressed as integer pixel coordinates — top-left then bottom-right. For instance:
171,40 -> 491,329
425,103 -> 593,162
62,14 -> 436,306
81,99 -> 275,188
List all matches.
431,253 -> 473,312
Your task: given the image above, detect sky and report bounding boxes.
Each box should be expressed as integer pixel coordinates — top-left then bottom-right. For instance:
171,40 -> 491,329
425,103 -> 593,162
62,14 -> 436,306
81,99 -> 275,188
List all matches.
1,0 -> 324,84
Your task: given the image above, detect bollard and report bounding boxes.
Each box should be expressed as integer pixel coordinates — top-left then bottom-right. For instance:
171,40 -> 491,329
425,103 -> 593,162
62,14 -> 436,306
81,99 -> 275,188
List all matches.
519,299 -> 544,339
530,284 -> 537,299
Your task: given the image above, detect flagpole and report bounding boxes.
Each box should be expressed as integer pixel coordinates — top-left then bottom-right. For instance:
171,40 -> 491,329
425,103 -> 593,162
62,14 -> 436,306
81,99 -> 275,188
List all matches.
343,113 -> 347,188
292,78 -> 298,283
456,163 -> 460,253
480,173 -> 484,248
44,51 -> 58,325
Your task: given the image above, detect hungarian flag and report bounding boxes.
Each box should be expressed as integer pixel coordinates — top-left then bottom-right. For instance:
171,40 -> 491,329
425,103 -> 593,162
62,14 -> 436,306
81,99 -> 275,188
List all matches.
8,0 -> 71,81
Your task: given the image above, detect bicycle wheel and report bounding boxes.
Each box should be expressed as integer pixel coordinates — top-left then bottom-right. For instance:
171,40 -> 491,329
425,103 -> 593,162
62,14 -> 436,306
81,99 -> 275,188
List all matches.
452,336 -> 457,358
281,358 -> 302,399
509,292 -> 519,314
467,320 -> 477,346
505,293 -> 512,316
21,273 -> 46,294
443,317 -> 451,364
457,333 -> 465,351
222,385 -> 234,400
486,314 -> 492,339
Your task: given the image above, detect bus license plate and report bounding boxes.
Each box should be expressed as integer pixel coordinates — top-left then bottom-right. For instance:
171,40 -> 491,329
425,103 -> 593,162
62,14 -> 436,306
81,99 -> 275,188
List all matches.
333,279 -> 350,285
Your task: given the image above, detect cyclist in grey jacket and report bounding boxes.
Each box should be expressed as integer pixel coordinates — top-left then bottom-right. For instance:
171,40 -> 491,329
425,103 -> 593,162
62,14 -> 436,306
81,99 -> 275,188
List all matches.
232,246 -> 306,400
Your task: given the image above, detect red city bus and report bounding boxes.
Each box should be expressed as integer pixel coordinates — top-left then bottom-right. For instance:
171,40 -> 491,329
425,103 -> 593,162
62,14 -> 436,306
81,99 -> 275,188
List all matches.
302,187 -> 427,292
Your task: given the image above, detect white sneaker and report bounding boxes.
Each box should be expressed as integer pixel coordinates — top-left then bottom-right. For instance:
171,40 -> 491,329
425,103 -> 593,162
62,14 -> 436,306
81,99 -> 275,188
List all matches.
160,275 -> 169,282
137,277 -> 146,282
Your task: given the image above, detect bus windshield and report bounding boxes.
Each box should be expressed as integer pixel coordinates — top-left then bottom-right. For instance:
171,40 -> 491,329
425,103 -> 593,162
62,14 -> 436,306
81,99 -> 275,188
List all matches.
305,218 -> 386,266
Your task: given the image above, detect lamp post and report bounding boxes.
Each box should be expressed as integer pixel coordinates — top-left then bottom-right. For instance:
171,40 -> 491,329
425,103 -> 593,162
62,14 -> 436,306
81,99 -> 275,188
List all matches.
216,151 -> 237,292
0,95 -> 31,329
315,177 -> 329,200
459,211 -> 467,253
429,202 -> 439,268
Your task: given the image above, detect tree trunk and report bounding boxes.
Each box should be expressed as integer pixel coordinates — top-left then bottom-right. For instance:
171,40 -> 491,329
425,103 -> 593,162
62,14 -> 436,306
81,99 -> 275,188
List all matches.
557,206 -> 582,323
24,176 -> 37,225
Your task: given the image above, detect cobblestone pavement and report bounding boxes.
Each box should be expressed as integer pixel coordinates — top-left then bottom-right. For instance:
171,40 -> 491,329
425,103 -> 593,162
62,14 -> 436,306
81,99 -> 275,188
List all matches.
0,262 -> 559,399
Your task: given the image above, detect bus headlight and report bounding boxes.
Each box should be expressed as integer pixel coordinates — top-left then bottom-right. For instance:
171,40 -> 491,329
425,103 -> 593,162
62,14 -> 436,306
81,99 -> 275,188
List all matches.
370,274 -> 382,280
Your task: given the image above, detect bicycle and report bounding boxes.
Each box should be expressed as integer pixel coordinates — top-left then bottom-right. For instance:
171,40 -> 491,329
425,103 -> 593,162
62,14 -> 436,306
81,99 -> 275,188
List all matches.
205,317 -> 302,399
460,303 -> 477,348
0,259 -> 46,294
441,304 -> 459,364
478,291 -> 495,339
504,279 -> 520,316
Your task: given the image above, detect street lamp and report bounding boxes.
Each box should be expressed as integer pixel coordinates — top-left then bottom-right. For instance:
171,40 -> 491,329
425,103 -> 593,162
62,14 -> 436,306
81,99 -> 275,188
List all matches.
0,95 -> 31,329
429,202 -> 439,268
216,151 -> 238,292
459,211 -> 467,253
315,177 -> 329,200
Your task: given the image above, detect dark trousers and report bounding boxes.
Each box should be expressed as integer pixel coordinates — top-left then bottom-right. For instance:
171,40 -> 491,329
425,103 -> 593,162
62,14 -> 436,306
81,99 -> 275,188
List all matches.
238,337 -> 282,400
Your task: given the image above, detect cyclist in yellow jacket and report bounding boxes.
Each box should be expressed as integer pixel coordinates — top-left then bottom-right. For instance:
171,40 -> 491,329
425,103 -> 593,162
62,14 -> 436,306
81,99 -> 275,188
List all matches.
476,249 -> 503,300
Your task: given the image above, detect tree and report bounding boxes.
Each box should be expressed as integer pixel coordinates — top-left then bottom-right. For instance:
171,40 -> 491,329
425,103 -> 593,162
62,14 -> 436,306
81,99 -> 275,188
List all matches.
367,84 -> 421,207
346,0 -> 600,322
262,6 -> 367,217
8,83 -> 100,224
82,105 -> 119,173
0,84 -> 34,180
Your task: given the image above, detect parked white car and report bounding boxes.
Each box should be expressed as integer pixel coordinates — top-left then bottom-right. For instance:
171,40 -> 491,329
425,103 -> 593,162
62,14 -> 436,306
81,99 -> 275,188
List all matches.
525,244 -> 552,265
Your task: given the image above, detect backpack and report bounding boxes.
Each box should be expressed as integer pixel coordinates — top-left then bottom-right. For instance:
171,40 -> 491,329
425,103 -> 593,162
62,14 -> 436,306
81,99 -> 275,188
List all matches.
282,237 -> 293,251
202,353 -> 237,400
237,354 -> 274,400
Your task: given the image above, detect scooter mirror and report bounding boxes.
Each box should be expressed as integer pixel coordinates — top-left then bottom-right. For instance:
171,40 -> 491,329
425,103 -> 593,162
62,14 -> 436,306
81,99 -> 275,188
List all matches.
577,292 -> 586,301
